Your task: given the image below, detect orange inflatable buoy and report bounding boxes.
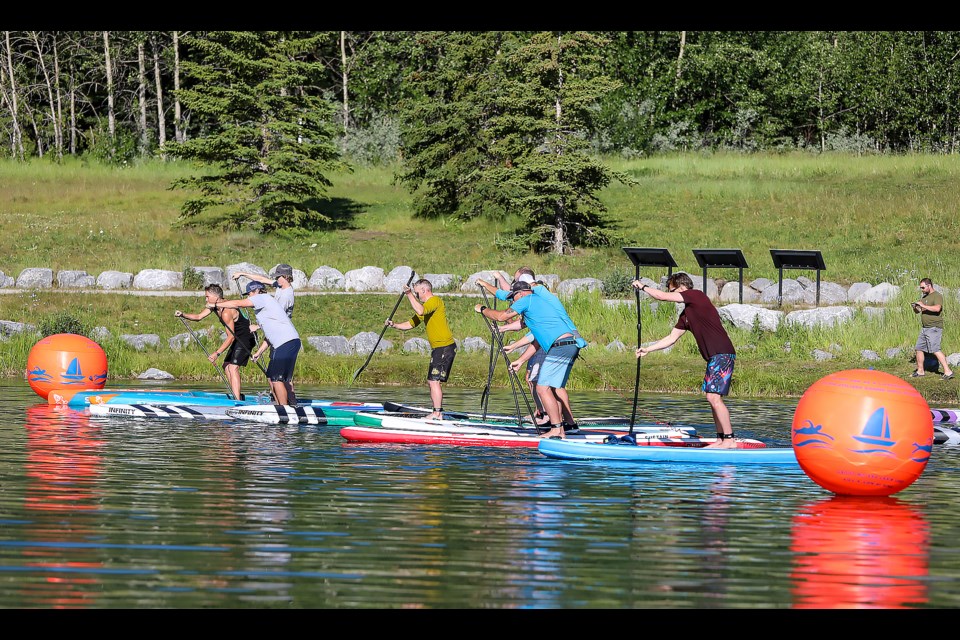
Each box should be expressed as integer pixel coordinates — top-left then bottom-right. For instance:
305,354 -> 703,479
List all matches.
26,334 -> 108,400
792,369 -> 933,496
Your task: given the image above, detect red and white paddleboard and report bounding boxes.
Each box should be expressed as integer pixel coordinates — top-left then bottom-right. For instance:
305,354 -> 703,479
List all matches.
340,423 -> 766,448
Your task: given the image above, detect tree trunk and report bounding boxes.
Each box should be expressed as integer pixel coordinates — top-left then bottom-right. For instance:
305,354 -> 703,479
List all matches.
3,31 -> 24,160
341,30 -> 349,133
173,30 -> 183,143
138,41 -> 149,156
152,35 -> 166,157
674,30 -> 686,103
69,70 -> 76,155
52,33 -> 64,159
30,31 -> 62,161
103,31 -> 116,157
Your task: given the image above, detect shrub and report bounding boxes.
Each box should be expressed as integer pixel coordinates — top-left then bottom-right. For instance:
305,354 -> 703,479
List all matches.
37,312 -> 88,338
182,267 -> 205,290
601,268 -> 635,298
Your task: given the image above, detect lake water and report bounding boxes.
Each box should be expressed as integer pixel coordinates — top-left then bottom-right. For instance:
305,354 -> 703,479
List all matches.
2,379 -> 960,609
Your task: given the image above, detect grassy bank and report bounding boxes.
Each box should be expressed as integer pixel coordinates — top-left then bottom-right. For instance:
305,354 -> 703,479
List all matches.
2,153 -> 960,404
2,288 -> 958,405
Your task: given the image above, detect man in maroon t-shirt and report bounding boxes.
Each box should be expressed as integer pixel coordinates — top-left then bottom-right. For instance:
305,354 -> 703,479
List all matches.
633,272 -> 738,449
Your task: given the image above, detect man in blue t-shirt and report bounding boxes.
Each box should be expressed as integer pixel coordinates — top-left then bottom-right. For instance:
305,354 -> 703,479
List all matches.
476,279 -> 586,439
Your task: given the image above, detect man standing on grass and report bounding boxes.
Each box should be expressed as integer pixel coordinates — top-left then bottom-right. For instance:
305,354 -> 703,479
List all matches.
633,272 -> 738,449
911,277 -> 954,380
384,279 -> 457,419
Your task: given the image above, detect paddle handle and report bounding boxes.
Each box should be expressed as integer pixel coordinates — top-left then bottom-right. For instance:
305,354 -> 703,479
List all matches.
629,263 -> 642,434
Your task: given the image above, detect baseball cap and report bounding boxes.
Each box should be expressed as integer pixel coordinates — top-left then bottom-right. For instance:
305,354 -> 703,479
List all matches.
516,273 -> 535,284
246,281 -> 267,294
506,280 -> 532,300
271,263 -> 294,279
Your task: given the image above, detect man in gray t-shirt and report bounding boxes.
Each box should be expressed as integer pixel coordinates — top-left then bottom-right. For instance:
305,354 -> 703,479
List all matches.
213,281 -> 302,405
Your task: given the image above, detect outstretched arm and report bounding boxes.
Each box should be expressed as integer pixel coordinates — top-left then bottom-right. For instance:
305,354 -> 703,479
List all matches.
209,298 -> 254,310
174,308 -> 212,321
475,278 -> 499,296
475,304 -> 519,323
233,271 -> 274,286
386,319 -> 414,331
632,280 -> 685,303
636,328 -> 685,357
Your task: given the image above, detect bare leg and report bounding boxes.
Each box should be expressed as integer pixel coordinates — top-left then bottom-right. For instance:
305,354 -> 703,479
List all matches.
537,383 -> 564,438
704,392 -> 736,449
935,351 -> 954,376
225,363 -> 242,400
271,380 -> 289,406
554,388 -> 575,424
915,351 -> 925,375
428,379 -> 443,419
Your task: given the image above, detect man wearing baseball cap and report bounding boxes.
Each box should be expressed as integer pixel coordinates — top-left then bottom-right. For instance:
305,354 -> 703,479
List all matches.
233,263 -> 299,402
210,280 -> 302,406
475,278 -> 587,439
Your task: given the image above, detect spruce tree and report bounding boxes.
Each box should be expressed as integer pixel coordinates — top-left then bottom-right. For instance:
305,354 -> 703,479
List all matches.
168,31 -> 343,232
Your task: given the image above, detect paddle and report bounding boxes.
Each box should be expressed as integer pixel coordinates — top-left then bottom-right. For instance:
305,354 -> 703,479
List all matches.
177,315 -> 236,400
476,298 -> 538,432
629,263 -> 643,436
351,269 -> 416,384
479,287 -> 498,419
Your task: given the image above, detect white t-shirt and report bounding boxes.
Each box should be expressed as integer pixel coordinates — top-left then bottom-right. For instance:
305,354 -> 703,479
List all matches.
273,285 -> 295,318
250,293 -> 299,348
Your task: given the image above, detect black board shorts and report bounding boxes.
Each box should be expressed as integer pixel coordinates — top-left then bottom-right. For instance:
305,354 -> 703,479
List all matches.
427,344 -> 457,382
223,337 -> 256,366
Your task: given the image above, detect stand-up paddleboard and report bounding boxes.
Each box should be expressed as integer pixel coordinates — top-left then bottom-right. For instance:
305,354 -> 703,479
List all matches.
340,423 -> 717,447
48,387 -> 382,412
49,388 -> 249,408
931,408 -> 960,423
352,410 -> 696,434
538,438 -> 797,465
225,405 -> 328,425
934,424 -> 960,445
88,403 -> 237,420
380,401 -> 654,428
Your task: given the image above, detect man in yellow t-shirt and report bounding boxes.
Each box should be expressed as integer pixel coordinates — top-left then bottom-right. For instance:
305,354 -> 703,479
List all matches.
385,278 -> 457,418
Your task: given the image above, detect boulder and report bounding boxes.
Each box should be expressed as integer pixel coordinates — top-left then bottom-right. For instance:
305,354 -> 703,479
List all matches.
308,266 -> 346,290
97,270 -> 134,289
16,268 -> 53,289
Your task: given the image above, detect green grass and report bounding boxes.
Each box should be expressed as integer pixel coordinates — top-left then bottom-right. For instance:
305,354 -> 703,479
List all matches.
3,153 -> 960,404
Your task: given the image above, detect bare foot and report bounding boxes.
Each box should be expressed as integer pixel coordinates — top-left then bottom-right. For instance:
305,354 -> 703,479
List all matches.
541,426 -> 565,439
427,411 -> 443,420
704,438 -> 738,449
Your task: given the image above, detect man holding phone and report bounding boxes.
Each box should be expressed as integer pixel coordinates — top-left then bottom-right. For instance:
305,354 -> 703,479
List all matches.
911,277 -> 954,380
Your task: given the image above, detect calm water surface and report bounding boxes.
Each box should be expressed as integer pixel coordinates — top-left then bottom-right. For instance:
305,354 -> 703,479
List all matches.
2,380 -> 960,609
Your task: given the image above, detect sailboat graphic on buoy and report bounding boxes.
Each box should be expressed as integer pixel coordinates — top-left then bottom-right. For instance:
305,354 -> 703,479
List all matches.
852,407 -> 896,452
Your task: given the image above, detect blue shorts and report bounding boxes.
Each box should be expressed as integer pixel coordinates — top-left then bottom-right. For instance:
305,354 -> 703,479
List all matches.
526,347 -> 547,384
266,339 -> 301,383
702,353 -> 735,396
537,343 -> 579,389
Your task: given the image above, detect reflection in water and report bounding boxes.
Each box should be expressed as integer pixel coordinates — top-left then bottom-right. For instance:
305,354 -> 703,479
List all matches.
1,383 -> 956,608
22,403 -> 105,608
790,496 -> 930,608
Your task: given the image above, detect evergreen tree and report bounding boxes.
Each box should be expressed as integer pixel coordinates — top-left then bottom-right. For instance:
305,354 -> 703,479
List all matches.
397,31 -> 629,254
492,31 -> 632,254
167,31 -> 343,232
